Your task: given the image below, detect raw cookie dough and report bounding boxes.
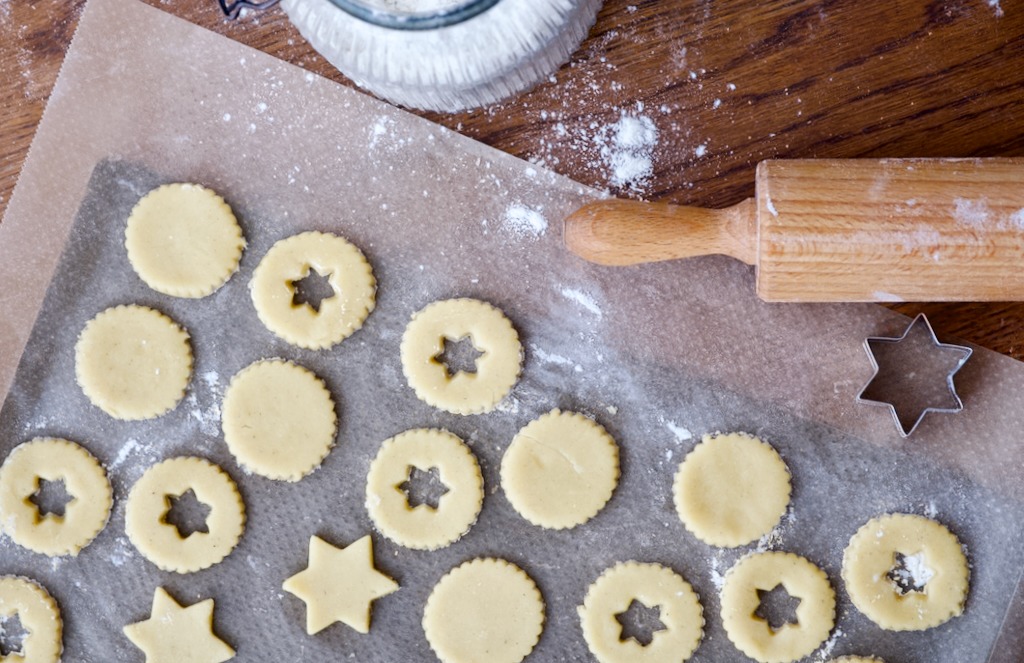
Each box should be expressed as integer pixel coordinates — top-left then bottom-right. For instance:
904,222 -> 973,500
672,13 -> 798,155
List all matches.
720,551 -> 835,663
578,561 -> 703,663
366,429 -> 483,550
673,432 -> 791,548
75,305 -> 193,420
501,409 -> 619,529
125,457 -> 245,574
250,231 -> 376,349
0,438 -> 112,557
842,513 -> 969,631
123,587 -> 234,663
400,298 -> 522,415
125,183 -> 245,298
283,535 -> 398,634
221,359 -> 337,481
0,576 -> 62,663
423,558 -> 544,663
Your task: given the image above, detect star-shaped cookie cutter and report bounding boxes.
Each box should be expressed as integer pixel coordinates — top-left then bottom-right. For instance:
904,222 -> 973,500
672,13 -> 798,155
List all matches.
856,314 -> 973,437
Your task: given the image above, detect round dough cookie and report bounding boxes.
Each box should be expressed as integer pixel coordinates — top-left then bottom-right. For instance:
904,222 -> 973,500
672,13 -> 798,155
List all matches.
125,457 -> 245,574
125,183 -> 245,298
366,429 -> 483,550
673,432 -> 791,548
579,562 -> 703,663
423,558 -> 544,663
0,438 -> 112,557
75,305 -> 192,420
250,231 -> 376,349
0,576 -> 62,663
842,513 -> 968,631
221,359 -> 337,481
501,409 -> 619,529
401,298 -> 522,415
720,551 -> 835,663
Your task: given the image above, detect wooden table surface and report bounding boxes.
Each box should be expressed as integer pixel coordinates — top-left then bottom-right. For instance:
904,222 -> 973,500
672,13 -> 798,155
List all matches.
2,0 -> 1023,358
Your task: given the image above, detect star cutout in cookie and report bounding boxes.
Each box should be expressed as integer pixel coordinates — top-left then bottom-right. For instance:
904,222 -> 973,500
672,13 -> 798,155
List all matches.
283,534 -> 399,635
123,587 -> 235,663
857,314 -> 972,437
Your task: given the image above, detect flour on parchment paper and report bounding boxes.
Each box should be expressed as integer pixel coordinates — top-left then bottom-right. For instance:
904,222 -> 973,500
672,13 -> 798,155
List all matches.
502,204 -> 548,238
560,286 -> 603,318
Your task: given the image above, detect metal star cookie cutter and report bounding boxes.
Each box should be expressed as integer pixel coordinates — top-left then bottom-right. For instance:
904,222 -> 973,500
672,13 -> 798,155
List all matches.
856,313 -> 973,438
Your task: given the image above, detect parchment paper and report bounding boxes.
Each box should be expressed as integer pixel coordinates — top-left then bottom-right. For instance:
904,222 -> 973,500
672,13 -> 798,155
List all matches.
1,0 -> 1023,661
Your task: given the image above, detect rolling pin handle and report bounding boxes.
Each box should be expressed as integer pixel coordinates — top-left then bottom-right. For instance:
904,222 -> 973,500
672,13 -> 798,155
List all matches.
563,197 -> 758,267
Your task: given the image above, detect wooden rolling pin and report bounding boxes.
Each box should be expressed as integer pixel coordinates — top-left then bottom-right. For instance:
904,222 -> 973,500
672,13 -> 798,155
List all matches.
564,158 -> 1024,302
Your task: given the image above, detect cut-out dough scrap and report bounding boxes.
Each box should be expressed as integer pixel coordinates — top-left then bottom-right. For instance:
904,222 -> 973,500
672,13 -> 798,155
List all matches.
501,409 -> 619,529
366,428 -> 483,551
0,438 -> 112,557
221,359 -> 337,481
123,587 -> 234,663
125,183 -> 245,298
842,513 -> 968,631
283,535 -> 398,635
423,558 -> 544,663
720,551 -> 835,663
0,576 -> 62,663
75,305 -> 192,420
673,432 -> 791,548
250,231 -> 376,349
579,561 -> 703,663
401,298 -> 522,415
125,457 -> 245,574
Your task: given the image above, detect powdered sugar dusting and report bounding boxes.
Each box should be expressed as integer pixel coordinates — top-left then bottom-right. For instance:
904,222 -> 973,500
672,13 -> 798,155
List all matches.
502,204 -> 548,238
988,0 -> 1004,17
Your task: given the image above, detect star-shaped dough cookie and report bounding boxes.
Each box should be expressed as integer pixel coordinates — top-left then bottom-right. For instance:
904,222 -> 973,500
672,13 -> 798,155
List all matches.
123,587 -> 235,663
283,534 -> 399,635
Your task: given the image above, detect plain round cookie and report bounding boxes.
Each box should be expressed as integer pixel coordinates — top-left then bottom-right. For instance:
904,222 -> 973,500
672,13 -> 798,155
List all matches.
501,409 -> 619,529
401,298 -> 522,415
423,558 -> 544,663
0,576 -> 62,662
221,359 -> 338,481
366,429 -> 483,550
842,513 -> 968,631
75,305 -> 192,420
579,562 -> 703,663
0,438 -> 112,557
720,551 -> 835,663
673,432 -> 791,547
125,457 -> 245,573
125,183 -> 245,298
250,231 -> 376,349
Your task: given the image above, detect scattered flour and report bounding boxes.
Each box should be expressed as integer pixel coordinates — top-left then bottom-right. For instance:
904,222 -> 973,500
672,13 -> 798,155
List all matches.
665,421 -> 693,442
765,197 -> 779,217
988,0 -> 1004,17
813,628 -> 843,661
1011,208 -> 1024,229
873,291 -> 903,302
560,287 -> 603,317
954,197 -> 991,228
110,438 -> 143,470
601,114 -> 659,191
502,204 -> 548,238
528,343 -> 574,367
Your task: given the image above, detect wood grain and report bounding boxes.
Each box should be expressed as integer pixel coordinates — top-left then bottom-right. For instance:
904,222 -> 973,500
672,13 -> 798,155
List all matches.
3,0 -> 1024,356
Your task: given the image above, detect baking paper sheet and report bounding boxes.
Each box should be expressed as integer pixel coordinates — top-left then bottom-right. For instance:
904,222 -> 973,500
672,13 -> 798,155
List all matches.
1,0 -> 1023,660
